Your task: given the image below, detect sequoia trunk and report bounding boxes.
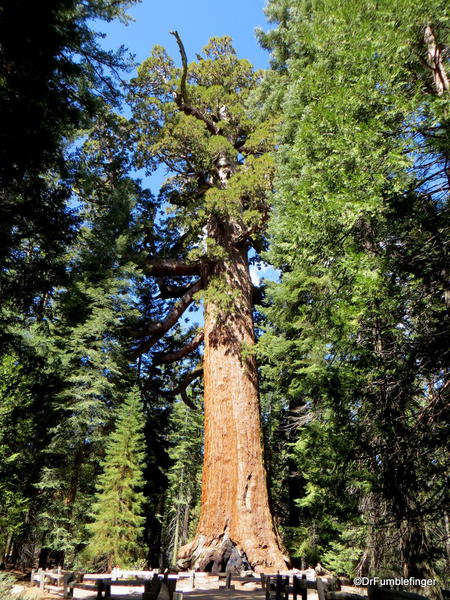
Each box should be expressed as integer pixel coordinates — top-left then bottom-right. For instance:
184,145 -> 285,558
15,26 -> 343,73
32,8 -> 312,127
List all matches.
178,239 -> 288,572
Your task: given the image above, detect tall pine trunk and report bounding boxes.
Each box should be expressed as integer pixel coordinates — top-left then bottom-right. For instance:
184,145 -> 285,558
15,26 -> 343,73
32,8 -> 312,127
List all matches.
178,232 -> 288,572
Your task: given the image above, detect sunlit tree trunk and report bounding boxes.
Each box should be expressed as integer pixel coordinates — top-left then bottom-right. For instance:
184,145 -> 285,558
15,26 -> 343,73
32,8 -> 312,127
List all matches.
178,224 -> 288,572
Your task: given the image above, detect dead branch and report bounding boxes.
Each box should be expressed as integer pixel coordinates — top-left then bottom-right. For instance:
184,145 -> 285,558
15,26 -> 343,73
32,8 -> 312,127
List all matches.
170,30 -> 219,136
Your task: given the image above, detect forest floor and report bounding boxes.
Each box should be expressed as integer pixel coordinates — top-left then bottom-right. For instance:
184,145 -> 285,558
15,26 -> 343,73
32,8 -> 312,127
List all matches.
11,571 -> 367,600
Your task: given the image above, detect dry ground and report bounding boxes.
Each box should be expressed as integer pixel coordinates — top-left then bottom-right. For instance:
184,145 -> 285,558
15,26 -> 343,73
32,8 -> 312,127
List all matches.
11,571 -> 366,600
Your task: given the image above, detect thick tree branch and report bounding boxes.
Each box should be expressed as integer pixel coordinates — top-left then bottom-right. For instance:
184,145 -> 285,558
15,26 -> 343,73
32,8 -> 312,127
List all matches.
131,279 -> 203,358
155,363 -> 204,410
172,364 -> 204,409
153,332 -> 204,365
145,257 -> 200,276
156,280 -> 196,299
170,30 -> 219,136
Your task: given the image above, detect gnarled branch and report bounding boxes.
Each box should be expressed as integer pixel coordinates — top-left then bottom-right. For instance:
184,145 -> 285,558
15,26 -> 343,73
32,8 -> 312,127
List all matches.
156,281 -> 195,299
172,363 -> 204,410
153,332 -> 204,365
145,257 -> 200,277
153,363 -> 204,410
131,279 -> 203,358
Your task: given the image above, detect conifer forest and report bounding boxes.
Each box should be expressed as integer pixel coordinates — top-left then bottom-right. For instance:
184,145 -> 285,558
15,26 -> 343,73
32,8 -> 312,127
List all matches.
0,1 -> 449,599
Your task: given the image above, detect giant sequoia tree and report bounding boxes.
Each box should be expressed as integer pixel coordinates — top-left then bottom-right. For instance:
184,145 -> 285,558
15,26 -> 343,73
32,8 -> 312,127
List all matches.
128,35 -> 288,572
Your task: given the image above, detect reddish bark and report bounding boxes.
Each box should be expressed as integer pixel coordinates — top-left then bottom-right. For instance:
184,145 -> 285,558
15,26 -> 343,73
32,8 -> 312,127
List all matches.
178,236 -> 289,573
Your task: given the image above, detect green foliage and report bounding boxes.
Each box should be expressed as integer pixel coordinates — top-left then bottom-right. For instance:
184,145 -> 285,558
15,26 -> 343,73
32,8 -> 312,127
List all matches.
32,121 -> 151,562
162,398 -> 203,565
86,387 -> 147,569
128,35 -> 275,269
260,0 -> 450,581
0,356 -> 33,548
0,0 -> 138,328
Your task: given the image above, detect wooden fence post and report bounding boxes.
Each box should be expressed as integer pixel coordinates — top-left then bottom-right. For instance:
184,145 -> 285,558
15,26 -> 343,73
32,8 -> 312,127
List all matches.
368,586 -> 378,600
63,573 -> 75,599
226,572 -> 232,589
276,574 -> 283,600
284,575 -> 290,600
38,568 -> 45,593
168,577 -> 177,600
265,578 -> 272,600
317,578 -> 326,600
293,575 -> 308,600
143,572 -> 162,600
300,578 -> 307,600
261,574 -> 267,590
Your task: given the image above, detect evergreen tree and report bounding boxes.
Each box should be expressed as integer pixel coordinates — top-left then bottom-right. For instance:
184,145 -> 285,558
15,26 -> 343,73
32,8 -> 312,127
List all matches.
126,34 -> 288,570
162,396 -> 203,567
34,113 -> 153,565
0,0 -> 138,322
259,0 -> 450,589
0,0 -> 143,568
0,355 -> 33,562
86,387 -> 147,570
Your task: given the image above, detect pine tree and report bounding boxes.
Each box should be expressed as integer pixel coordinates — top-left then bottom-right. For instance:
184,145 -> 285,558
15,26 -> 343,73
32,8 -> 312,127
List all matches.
0,0 -> 138,322
0,355 -> 33,562
29,113 -> 152,566
0,1 -> 143,568
86,387 -> 147,570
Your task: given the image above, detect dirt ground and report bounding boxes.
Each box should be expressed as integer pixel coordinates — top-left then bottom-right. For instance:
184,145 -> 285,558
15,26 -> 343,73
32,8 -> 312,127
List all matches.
11,571 -> 367,600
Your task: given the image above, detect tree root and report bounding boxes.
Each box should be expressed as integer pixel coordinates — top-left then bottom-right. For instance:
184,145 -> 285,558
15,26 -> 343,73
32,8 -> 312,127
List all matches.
177,534 -> 250,573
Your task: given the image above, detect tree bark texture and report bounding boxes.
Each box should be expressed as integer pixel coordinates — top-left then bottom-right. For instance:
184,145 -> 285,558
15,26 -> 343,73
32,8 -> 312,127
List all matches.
423,25 -> 449,95
178,229 -> 288,573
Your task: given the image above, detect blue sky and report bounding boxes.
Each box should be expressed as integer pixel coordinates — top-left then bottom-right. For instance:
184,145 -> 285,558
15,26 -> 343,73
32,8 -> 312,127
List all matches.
97,0 -> 271,72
